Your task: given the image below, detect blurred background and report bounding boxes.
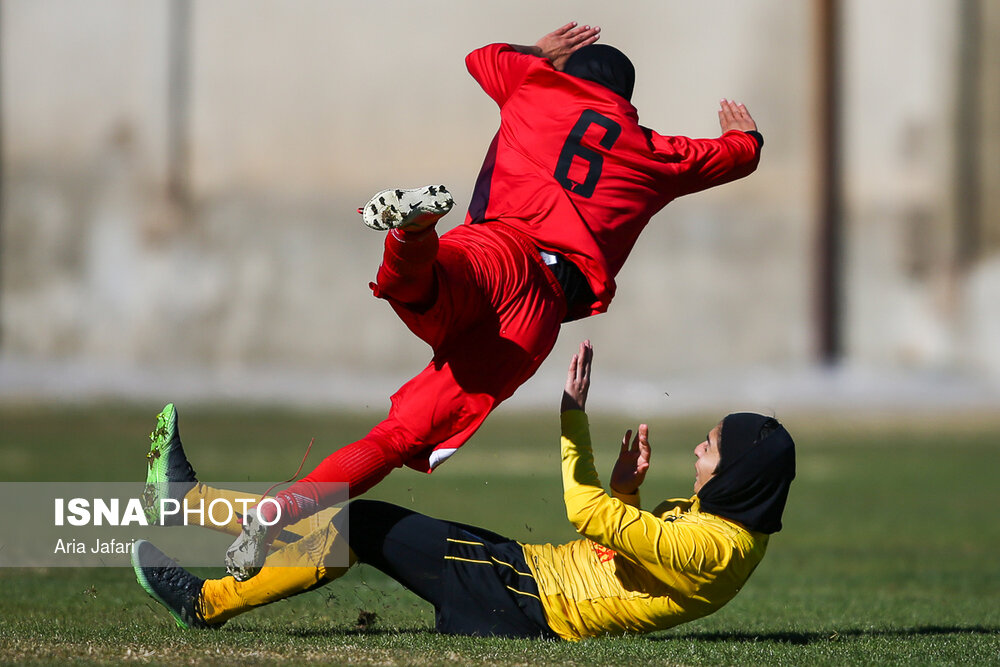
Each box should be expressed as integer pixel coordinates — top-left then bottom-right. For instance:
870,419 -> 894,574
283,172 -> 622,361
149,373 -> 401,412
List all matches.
1,0 -> 998,417
4,6 -> 999,658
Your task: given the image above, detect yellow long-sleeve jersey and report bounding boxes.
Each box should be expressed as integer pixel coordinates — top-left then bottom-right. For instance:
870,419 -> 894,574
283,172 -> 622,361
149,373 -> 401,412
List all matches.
521,411 -> 769,641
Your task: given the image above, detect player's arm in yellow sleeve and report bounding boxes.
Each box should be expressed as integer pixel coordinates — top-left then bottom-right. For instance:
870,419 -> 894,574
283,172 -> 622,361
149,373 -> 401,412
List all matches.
559,341 -> 700,572
610,487 -> 641,509
561,414 -> 668,560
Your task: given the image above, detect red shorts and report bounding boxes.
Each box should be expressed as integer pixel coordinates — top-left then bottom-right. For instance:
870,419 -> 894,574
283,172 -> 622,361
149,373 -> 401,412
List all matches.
372,222 -> 566,472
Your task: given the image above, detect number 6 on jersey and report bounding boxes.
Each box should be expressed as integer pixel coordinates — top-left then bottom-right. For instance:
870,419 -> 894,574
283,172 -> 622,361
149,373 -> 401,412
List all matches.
553,109 -> 622,198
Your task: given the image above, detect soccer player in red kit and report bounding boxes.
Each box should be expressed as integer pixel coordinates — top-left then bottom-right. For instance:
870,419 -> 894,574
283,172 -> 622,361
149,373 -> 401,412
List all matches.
188,22 -> 763,579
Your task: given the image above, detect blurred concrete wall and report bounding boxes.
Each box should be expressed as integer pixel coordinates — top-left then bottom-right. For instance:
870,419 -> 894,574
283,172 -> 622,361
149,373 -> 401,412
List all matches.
842,0 -> 1000,379
1,1 -> 998,399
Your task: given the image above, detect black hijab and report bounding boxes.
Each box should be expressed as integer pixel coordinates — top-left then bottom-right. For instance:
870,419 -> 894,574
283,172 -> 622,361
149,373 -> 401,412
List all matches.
697,413 -> 796,534
563,44 -> 635,102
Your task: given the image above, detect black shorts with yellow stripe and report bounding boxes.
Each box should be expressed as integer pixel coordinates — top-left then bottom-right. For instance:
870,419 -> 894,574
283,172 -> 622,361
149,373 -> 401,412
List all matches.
343,499 -> 558,640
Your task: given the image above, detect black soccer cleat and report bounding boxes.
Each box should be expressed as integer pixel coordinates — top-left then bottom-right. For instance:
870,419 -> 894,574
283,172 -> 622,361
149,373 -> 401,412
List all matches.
132,540 -> 218,629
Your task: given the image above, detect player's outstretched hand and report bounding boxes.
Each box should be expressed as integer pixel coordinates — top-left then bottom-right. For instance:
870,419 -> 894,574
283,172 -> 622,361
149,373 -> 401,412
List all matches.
718,99 -> 757,133
536,22 -> 601,71
610,424 -> 651,496
561,339 -> 593,413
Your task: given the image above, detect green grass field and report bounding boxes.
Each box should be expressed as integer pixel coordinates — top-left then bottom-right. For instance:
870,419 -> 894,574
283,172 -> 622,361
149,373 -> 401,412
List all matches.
1,403 -> 999,665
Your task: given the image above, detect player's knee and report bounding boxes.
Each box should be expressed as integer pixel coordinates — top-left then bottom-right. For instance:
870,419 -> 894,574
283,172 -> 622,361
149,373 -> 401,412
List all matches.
338,499 -> 419,565
366,422 -> 424,468
339,499 -> 379,530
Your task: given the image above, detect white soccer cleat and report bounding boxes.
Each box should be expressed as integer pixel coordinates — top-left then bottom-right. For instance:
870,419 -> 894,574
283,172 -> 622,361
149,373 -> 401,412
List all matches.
225,507 -> 270,581
360,185 -> 453,232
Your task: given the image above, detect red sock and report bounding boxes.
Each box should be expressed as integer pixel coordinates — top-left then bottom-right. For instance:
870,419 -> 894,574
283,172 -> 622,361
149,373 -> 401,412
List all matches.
373,227 -> 439,306
270,438 -> 398,526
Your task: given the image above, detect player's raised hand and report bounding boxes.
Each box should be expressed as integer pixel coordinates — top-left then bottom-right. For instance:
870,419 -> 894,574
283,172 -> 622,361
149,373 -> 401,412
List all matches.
611,424 -> 651,495
536,22 -> 601,71
718,99 -> 757,133
561,339 -> 593,413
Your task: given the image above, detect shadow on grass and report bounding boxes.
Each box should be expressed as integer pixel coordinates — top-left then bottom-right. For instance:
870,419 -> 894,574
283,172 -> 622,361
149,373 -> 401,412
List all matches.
223,624 -> 438,639
223,623 -> 1000,644
288,627 -> 438,639
661,625 -> 1000,645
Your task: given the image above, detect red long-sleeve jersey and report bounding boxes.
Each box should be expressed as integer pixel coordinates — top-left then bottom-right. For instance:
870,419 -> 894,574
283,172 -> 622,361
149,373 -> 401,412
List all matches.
465,43 -> 762,317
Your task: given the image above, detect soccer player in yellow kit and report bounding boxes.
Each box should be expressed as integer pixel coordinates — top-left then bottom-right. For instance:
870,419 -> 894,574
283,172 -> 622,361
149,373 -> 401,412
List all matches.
133,341 -> 795,639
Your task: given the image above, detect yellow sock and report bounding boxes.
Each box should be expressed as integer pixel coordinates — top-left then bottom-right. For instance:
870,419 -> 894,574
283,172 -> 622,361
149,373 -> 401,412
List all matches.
182,483 -> 343,548
198,517 -> 354,624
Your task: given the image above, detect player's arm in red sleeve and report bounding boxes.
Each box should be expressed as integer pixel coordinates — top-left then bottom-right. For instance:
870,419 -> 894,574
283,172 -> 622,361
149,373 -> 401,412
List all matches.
653,99 -> 764,197
465,23 -> 601,105
465,43 -> 535,106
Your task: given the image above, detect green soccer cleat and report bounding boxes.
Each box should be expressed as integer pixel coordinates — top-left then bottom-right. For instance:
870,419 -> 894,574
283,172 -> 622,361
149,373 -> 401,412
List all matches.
132,540 -> 218,630
360,184 -> 453,232
141,404 -> 197,526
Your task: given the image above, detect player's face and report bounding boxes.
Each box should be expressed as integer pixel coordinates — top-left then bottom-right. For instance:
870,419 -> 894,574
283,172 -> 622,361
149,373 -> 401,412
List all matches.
693,423 -> 723,493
